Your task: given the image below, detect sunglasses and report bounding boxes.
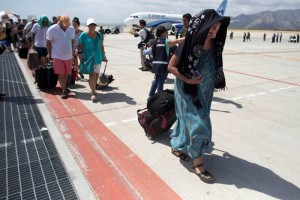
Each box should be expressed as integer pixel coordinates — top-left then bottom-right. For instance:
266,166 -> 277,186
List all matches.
42,21 -> 48,23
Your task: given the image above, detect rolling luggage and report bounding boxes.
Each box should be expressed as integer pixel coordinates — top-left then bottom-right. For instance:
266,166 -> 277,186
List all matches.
18,47 -> 28,59
67,67 -> 78,85
35,63 -> 58,89
137,89 -> 177,139
27,49 -> 39,70
97,60 -> 114,89
137,108 -> 176,140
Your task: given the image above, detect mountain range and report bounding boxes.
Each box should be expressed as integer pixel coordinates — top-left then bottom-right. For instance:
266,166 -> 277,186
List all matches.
229,9 -> 300,31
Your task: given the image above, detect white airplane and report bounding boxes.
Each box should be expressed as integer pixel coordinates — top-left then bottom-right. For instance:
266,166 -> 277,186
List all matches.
124,0 -> 228,29
124,12 -> 182,29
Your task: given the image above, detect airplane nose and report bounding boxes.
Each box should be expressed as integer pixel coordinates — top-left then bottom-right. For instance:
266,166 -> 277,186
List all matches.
124,18 -> 131,26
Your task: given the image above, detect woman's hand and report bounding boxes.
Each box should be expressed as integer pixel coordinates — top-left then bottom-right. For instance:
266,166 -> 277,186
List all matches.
184,75 -> 204,85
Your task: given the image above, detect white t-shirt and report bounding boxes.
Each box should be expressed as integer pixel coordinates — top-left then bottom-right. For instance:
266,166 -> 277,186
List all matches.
32,23 -> 48,48
138,29 -> 147,42
24,22 -> 34,38
46,24 -> 75,60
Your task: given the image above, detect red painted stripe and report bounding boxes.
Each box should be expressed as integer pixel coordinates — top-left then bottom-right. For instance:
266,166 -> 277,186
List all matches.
225,69 -> 300,86
21,59 -> 180,199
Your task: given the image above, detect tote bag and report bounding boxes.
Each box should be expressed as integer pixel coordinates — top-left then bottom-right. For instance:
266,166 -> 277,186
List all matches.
79,53 -> 95,74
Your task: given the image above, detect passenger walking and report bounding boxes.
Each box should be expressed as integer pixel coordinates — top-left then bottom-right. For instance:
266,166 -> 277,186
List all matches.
168,9 -> 230,182
24,17 -> 37,48
77,18 -> 106,101
46,15 -> 75,99
180,13 -> 192,38
229,31 -> 233,39
263,33 -> 266,41
246,32 -> 251,41
72,17 -> 84,79
147,26 -> 184,97
134,20 -> 149,71
243,32 -> 246,42
32,16 -> 50,66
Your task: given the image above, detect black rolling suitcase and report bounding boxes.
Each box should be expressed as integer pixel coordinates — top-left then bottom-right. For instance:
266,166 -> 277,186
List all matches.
35,63 -> 58,89
18,47 -> 28,59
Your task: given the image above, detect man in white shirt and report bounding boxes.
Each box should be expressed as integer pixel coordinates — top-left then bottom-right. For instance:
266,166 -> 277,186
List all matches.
46,15 -> 75,99
24,17 -> 37,48
134,20 -> 148,71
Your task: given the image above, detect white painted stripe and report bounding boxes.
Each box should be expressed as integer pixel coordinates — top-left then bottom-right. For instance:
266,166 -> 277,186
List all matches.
246,94 -> 256,98
105,122 -> 116,127
269,89 -> 278,92
232,96 -> 244,100
122,118 -> 137,123
256,92 -> 266,95
287,86 -> 295,88
279,87 -> 287,90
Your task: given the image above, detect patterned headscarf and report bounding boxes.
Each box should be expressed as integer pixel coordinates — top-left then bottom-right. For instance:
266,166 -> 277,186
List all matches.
178,9 -> 230,107
38,16 -> 51,27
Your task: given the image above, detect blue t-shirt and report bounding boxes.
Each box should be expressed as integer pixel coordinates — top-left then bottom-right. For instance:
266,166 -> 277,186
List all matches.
79,32 -> 103,65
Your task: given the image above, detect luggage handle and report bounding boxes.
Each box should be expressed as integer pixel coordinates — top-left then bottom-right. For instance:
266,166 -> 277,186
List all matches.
102,59 -> 108,74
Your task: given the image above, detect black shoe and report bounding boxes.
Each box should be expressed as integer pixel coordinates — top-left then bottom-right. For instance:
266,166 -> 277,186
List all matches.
61,91 -> 68,99
0,93 -> 5,97
139,67 -> 143,70
80,73 -> 84,78
66,88 -> 71,93
141,68 -> 150,71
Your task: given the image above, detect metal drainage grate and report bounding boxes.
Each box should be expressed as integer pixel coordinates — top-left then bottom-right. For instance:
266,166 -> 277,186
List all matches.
0,52 -> 78,200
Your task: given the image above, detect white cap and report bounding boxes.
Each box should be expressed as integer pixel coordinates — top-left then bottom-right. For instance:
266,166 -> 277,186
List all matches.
86,18 -> 97,26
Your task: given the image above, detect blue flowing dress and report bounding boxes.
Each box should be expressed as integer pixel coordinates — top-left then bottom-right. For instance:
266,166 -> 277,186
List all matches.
170,48 -> 216,159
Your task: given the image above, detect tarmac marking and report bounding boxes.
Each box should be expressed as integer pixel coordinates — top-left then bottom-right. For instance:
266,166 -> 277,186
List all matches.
42,88 -> 181,199
225,69 -> 300,86
122,118 -> 137,123
108,85 -> 297,126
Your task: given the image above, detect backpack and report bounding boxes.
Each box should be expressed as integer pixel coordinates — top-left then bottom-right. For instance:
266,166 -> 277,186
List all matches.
147,89 -> 175,115
137,108 -> 177,140
144,28 -> 155,43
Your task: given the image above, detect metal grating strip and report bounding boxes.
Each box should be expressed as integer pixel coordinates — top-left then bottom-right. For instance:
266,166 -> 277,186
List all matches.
0,52 -> 78,199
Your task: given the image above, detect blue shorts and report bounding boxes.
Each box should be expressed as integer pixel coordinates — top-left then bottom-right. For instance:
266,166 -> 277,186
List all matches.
34,46 -> 48,57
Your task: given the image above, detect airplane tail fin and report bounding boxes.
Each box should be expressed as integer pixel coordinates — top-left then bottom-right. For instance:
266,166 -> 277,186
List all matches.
216,0 -> 228,16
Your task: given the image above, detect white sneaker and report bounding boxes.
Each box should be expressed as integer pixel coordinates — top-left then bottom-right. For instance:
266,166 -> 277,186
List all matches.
91,94 -> 96,101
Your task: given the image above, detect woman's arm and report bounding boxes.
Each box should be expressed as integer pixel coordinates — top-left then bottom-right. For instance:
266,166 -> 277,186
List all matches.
168,53 -> 203,85
168,37 -> 185,47
101,37 -> 107,61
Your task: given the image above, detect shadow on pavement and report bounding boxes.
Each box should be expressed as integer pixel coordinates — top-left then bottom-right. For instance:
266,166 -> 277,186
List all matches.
213,96 -> 243,109
149,133 -> 300,199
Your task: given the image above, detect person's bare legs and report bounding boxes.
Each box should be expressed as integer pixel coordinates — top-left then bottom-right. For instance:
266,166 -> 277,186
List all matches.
89,73 -> 97,100
58,74 -> 69,92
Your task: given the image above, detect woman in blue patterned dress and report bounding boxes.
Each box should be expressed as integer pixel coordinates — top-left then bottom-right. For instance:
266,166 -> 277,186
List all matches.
168,9 -> 230,182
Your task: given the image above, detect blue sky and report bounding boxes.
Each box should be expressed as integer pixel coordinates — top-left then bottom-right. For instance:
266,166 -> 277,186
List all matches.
1,0 -> 299,24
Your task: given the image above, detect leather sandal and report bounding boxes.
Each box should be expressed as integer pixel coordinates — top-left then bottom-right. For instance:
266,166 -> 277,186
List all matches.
171,148 -> 190,162
192,164 -> 214,182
